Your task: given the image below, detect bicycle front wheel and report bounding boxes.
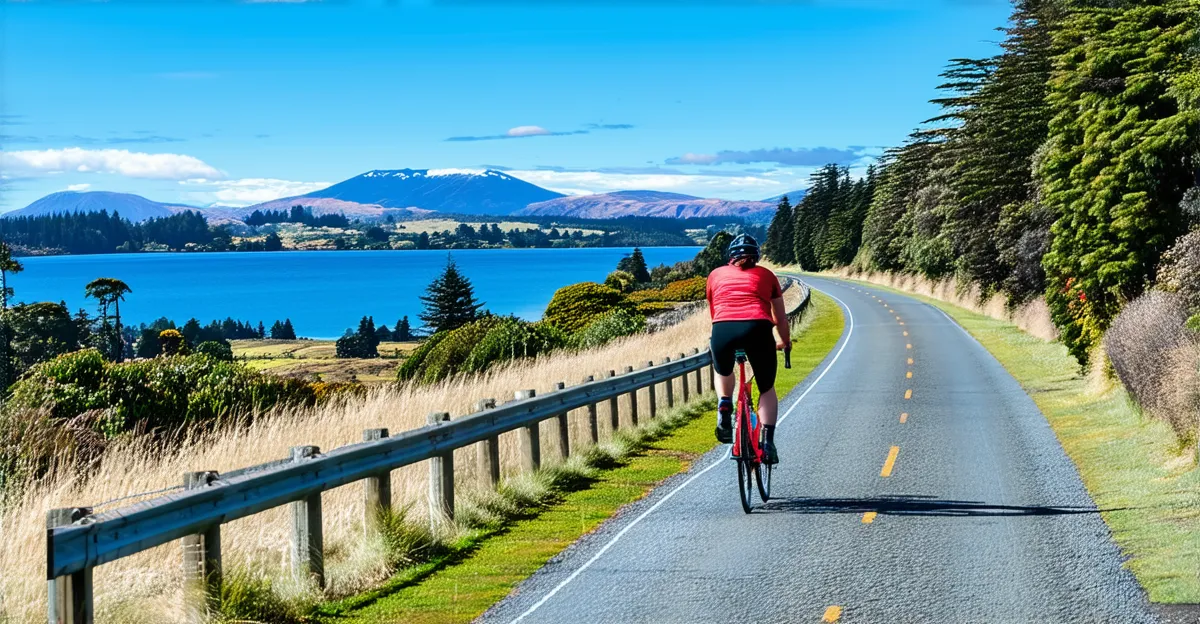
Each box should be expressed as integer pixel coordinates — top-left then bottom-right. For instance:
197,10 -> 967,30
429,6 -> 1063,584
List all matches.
736,458 -> 754,514
736,419 -> 755,514
755,462 -> 772,502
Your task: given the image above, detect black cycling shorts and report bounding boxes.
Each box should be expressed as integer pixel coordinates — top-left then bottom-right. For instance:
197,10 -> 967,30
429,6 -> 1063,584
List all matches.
709,320 -> 777,393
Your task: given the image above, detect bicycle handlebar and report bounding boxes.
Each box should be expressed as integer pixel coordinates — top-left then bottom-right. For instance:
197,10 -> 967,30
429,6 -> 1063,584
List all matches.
784,346 -> 792,369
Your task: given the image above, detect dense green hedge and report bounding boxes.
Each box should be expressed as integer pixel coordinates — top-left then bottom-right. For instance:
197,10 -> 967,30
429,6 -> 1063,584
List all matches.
463,318 -> 569,373
571,309 -> 647,349
8,349 -> 320,436
543,282 -> 638,333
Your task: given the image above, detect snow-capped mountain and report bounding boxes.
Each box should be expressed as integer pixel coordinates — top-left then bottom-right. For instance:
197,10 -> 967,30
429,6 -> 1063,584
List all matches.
244,169 -> 566,216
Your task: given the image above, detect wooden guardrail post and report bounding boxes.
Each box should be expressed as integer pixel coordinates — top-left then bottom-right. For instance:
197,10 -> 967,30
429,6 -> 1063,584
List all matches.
182,471 -> 221,613
47,507 -> 93,624
362,429 -> 391,532
692,348 -> 704,395
427,412 -> 454,526
644,361 -> 658,419
663,358 -> 675,408
678,353 -> 689,403
606,370 -> 619,433
515,390 -> 541,471
289,445 -> 324,589
473,399 -> 500,488
553,381 -> 570,462
582,375 -> 599,445
624,365 -> 639,426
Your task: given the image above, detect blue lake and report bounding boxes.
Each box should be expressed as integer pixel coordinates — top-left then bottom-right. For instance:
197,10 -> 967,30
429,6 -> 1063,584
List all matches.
13,248 -> 701,339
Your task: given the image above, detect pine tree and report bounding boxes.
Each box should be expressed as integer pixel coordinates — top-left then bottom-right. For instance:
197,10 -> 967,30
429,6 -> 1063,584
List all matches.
419,256 -> 484,333
1040,1 -> 1200,363
617,247 -> 652,283
764,196 -> 796,265
256,321 -> 266,339
395,316 -> 412,341
358,316 -> 379,348
281,319 -> 297,340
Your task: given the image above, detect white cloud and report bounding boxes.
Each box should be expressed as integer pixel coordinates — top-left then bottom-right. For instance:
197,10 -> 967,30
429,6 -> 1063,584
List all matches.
670,153 -> 719,165
65,183 -> 91,192
1,148 -> 223,180
506,126 -> 552,138
506,169 -> 803,200
179,178 -> 331,206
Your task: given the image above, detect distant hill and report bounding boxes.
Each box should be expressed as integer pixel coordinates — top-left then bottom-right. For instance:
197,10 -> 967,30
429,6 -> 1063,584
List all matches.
4,191 -> 198,222
243,169 -> 566,217
519,190 -> 777,221
210,197 -> 433,222
761,189 -> 808,204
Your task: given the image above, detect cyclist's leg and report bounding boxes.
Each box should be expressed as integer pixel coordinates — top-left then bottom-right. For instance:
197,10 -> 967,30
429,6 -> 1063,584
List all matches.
745,321 -> 779,421
744,321 -> 781,464
709,322 -> 743,442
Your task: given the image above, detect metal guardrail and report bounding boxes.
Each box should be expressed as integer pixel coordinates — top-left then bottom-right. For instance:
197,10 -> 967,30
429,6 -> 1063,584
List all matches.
44,276 -> 810,623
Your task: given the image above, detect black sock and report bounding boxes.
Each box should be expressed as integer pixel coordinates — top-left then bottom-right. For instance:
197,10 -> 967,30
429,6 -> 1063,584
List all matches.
718,397 -> 733,426
764,424 -> 776,444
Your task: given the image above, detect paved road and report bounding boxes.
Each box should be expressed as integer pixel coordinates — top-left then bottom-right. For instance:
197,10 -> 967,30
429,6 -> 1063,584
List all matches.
478,276 -> 1156,624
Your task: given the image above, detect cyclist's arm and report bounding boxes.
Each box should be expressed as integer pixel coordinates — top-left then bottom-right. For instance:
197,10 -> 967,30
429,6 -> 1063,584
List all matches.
771,296 -> 790,345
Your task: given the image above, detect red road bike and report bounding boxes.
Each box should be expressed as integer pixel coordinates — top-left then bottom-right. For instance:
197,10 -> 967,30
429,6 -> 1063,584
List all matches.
731,347 -> 790,513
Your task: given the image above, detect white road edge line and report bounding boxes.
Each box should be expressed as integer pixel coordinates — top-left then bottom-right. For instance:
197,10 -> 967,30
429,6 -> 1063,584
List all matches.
508,285 -> 856,623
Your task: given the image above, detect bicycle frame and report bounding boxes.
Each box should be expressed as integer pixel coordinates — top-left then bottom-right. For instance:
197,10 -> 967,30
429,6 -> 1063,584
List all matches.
730,353 -> 762,465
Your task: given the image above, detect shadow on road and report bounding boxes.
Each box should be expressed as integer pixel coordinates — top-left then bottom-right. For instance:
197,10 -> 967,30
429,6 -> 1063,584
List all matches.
760,494 -> 1116,517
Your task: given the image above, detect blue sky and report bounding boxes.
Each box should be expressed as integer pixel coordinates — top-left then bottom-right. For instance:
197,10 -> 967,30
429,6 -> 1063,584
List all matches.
0,0 -> 1012,211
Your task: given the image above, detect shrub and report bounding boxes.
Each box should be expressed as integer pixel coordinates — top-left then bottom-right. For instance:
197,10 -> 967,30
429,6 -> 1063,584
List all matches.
8,351 -> 316,436
417,315 -> 507,383
397,331 -> 451,382
8,349 -> 108,420
158,329 -> 186,356
463,318 -> 568,373
1156,230 -> 1200,313
543,282 -> 637,333
194,340 -> 234,361
335,333 -> 378,359
659,276 -> 707,302
1104,290 -> 1195,416
635,301 -> 677,316
627,289 -> 663,303
604,270 -> 638,294
311,381 -> 367,404
571,309 -> 646,349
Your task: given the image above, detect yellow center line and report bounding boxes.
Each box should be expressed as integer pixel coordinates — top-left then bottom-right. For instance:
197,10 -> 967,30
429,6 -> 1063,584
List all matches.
904,389 -> 912,399
903,331 -> 909,337
823,606 -> 843,622
900,413 -> 909,423
881,446 -> 900,477
908,357 -> 914,365
906,343 -> 912,350
862,512 -> 878,524
906,371 -> 913,379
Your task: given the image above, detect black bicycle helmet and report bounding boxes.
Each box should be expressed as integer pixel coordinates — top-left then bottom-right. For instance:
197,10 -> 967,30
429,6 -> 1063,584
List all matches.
727,234 -> 760,262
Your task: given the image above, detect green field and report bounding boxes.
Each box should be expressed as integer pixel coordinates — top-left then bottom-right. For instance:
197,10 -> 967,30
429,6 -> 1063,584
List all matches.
231,339 -> 417,383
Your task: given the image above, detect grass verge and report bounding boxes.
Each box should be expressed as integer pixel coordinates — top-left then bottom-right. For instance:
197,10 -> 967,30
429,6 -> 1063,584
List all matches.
832,276 -> 1200,603
306,290 -> 844,623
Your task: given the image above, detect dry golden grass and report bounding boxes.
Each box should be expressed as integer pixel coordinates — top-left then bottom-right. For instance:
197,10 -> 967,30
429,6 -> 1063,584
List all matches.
0,311 -> 713,623
824,267 -> 1058,341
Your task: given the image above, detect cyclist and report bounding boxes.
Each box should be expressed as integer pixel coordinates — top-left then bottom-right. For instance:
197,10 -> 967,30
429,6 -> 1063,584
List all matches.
707,234 -> 789,464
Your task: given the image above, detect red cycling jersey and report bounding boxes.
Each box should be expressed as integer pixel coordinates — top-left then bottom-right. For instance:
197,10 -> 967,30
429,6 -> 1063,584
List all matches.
706,265 -> 782,323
